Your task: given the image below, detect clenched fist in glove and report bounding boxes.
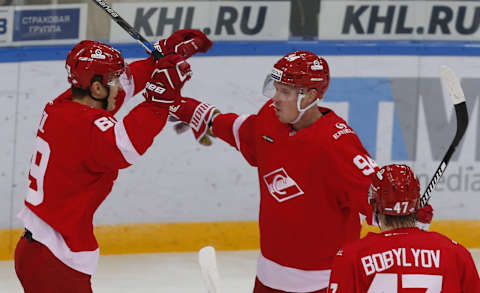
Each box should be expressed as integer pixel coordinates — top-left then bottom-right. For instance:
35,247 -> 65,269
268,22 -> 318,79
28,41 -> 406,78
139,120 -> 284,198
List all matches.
416,204 -> 434,231
169,97 -> 220,146
143,54 -> 192,106
154,29 -> 213,59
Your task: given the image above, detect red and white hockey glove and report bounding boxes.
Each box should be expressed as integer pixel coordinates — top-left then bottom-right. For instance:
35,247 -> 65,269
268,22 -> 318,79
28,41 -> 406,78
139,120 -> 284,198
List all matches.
154,29 -> 213,59
142,54 -> 192,106
169,97 -> 220,146
416,204 -> 433,231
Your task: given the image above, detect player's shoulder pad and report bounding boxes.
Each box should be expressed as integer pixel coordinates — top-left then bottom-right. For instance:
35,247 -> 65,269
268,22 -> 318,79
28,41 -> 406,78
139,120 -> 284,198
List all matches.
90,111 -> 118,133
425,230 -> 465,248
324,111 -> 357,142
329,113 -> 355,141
338,236 -> 368,255
54,101 -> 117,133
44,98 -> 88,125
333,242 -> 363,262
346,232 -> 382,254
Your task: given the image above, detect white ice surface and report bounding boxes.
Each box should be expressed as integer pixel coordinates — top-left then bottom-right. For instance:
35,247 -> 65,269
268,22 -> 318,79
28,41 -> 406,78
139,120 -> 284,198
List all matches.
0,250 -> 259,293
0,249 -> 479,292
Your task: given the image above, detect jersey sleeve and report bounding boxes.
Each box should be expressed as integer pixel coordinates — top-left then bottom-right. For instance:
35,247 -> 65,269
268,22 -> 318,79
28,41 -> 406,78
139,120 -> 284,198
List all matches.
326,136 -> 377,224
85,102 -> 168,172
456,244 -> 480,293
110,57 -> 156,115
328,250 -> 356,293
211,113 -> 258,166
129,56 -> 156,96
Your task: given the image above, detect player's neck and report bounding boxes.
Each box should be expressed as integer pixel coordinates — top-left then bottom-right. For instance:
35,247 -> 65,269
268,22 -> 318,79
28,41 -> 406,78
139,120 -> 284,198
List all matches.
292,106 -> 323,131
380,223 -> 415,232
380,223 -> 393,232
73,95 -> 104,109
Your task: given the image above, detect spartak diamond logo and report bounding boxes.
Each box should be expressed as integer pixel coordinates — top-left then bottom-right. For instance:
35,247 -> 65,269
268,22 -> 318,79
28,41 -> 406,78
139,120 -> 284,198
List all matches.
263,168 -> 304,202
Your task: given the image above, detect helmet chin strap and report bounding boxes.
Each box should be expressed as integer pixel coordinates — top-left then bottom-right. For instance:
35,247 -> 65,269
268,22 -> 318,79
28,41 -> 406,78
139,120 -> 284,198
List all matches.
289,89 -> 317,124
89,85 -> 110,110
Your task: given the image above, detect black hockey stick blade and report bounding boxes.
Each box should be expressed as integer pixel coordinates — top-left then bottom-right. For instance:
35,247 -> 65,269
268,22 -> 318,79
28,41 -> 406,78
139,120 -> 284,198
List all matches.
91,0 -> 163,60
420,66 -> 469,207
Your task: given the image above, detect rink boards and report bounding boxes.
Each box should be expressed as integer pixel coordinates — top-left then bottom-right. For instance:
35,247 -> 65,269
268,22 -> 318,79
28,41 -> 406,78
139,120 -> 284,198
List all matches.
0,42 -> 479,259
1,221 -> 480,260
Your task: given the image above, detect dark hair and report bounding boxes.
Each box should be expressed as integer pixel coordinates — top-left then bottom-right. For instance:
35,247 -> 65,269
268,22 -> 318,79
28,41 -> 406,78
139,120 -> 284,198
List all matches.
71,75 -> 104,98
381,213 -> 417,229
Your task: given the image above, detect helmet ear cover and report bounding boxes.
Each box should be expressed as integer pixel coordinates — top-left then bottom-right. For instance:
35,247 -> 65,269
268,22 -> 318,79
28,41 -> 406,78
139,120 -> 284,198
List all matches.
369,164 -> 420,216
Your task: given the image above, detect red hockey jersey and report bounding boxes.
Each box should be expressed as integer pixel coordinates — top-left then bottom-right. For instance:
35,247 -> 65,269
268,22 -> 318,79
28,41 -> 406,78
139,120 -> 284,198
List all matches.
328,227 -> 480,293
212,99 -> 376,290
18,57 -> 167,274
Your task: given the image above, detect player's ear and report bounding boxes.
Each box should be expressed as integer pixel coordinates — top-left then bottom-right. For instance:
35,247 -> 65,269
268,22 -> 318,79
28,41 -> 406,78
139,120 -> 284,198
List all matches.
89,81 -> 104,96
90,81 -> 101,91
307,88 -> 319,102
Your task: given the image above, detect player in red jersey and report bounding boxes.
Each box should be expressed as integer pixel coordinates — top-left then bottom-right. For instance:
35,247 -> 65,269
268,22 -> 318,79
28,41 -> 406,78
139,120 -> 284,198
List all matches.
14,30 -> 211,293
328,164 -> 480,293
156,51 -> 376,292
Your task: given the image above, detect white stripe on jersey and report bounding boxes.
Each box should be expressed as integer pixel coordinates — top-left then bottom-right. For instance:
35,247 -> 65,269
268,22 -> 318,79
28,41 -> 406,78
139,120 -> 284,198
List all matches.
257,252 -> 331,292
119,71 -> 135,102
114,120 -> 140,164
18,206 -> 100,275
232,114 -> 250,151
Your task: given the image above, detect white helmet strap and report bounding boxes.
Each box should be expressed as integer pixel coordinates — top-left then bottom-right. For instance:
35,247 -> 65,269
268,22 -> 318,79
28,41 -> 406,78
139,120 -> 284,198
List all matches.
289,89 -> 317,124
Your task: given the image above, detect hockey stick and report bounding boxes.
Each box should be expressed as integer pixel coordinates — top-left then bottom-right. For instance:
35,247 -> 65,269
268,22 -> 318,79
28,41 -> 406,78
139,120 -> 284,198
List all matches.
91,0 -> 163,60
420,66 -> 469,207
199,246 -> 222,293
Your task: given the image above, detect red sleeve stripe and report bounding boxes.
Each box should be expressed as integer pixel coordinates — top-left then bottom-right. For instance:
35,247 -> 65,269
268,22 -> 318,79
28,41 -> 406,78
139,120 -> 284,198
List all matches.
232,114 -> 250,151
114,119 -> 141,164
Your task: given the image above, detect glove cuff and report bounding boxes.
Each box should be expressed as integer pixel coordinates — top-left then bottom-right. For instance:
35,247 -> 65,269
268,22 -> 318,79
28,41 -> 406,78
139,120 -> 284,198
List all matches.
189,103 -> 215,131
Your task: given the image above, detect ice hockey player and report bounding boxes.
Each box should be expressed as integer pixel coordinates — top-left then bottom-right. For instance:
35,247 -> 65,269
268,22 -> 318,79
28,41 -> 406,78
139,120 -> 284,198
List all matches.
328,164 -> 480,292
152,50 -> 379,292
14,30 -> 211,293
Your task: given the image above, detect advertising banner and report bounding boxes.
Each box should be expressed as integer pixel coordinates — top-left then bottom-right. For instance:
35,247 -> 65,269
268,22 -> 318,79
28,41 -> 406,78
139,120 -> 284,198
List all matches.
110,1 -> 290,42
0,52 -> 478,225
319,0 -> 480,40
321,75 -> 480,218
0,7 -> 13,45
0,4 -> 87,47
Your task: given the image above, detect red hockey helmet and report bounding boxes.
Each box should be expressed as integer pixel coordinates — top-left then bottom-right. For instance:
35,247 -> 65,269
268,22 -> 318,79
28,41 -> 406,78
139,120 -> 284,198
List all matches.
263,51 -> 330,98
65,40 -> 129,90
369,164 -> 420,216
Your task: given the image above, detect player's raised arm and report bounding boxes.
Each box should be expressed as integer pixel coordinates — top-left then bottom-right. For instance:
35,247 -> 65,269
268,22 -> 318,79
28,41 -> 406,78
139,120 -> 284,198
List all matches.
168,97 -> 260,166
85,54 -> 192,172
111,29 -> 212,114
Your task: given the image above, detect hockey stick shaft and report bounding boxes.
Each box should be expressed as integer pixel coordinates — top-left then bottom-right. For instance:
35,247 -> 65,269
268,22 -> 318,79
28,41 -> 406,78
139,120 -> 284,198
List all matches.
420,66 -> 469,207
91,0 -> 163,60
